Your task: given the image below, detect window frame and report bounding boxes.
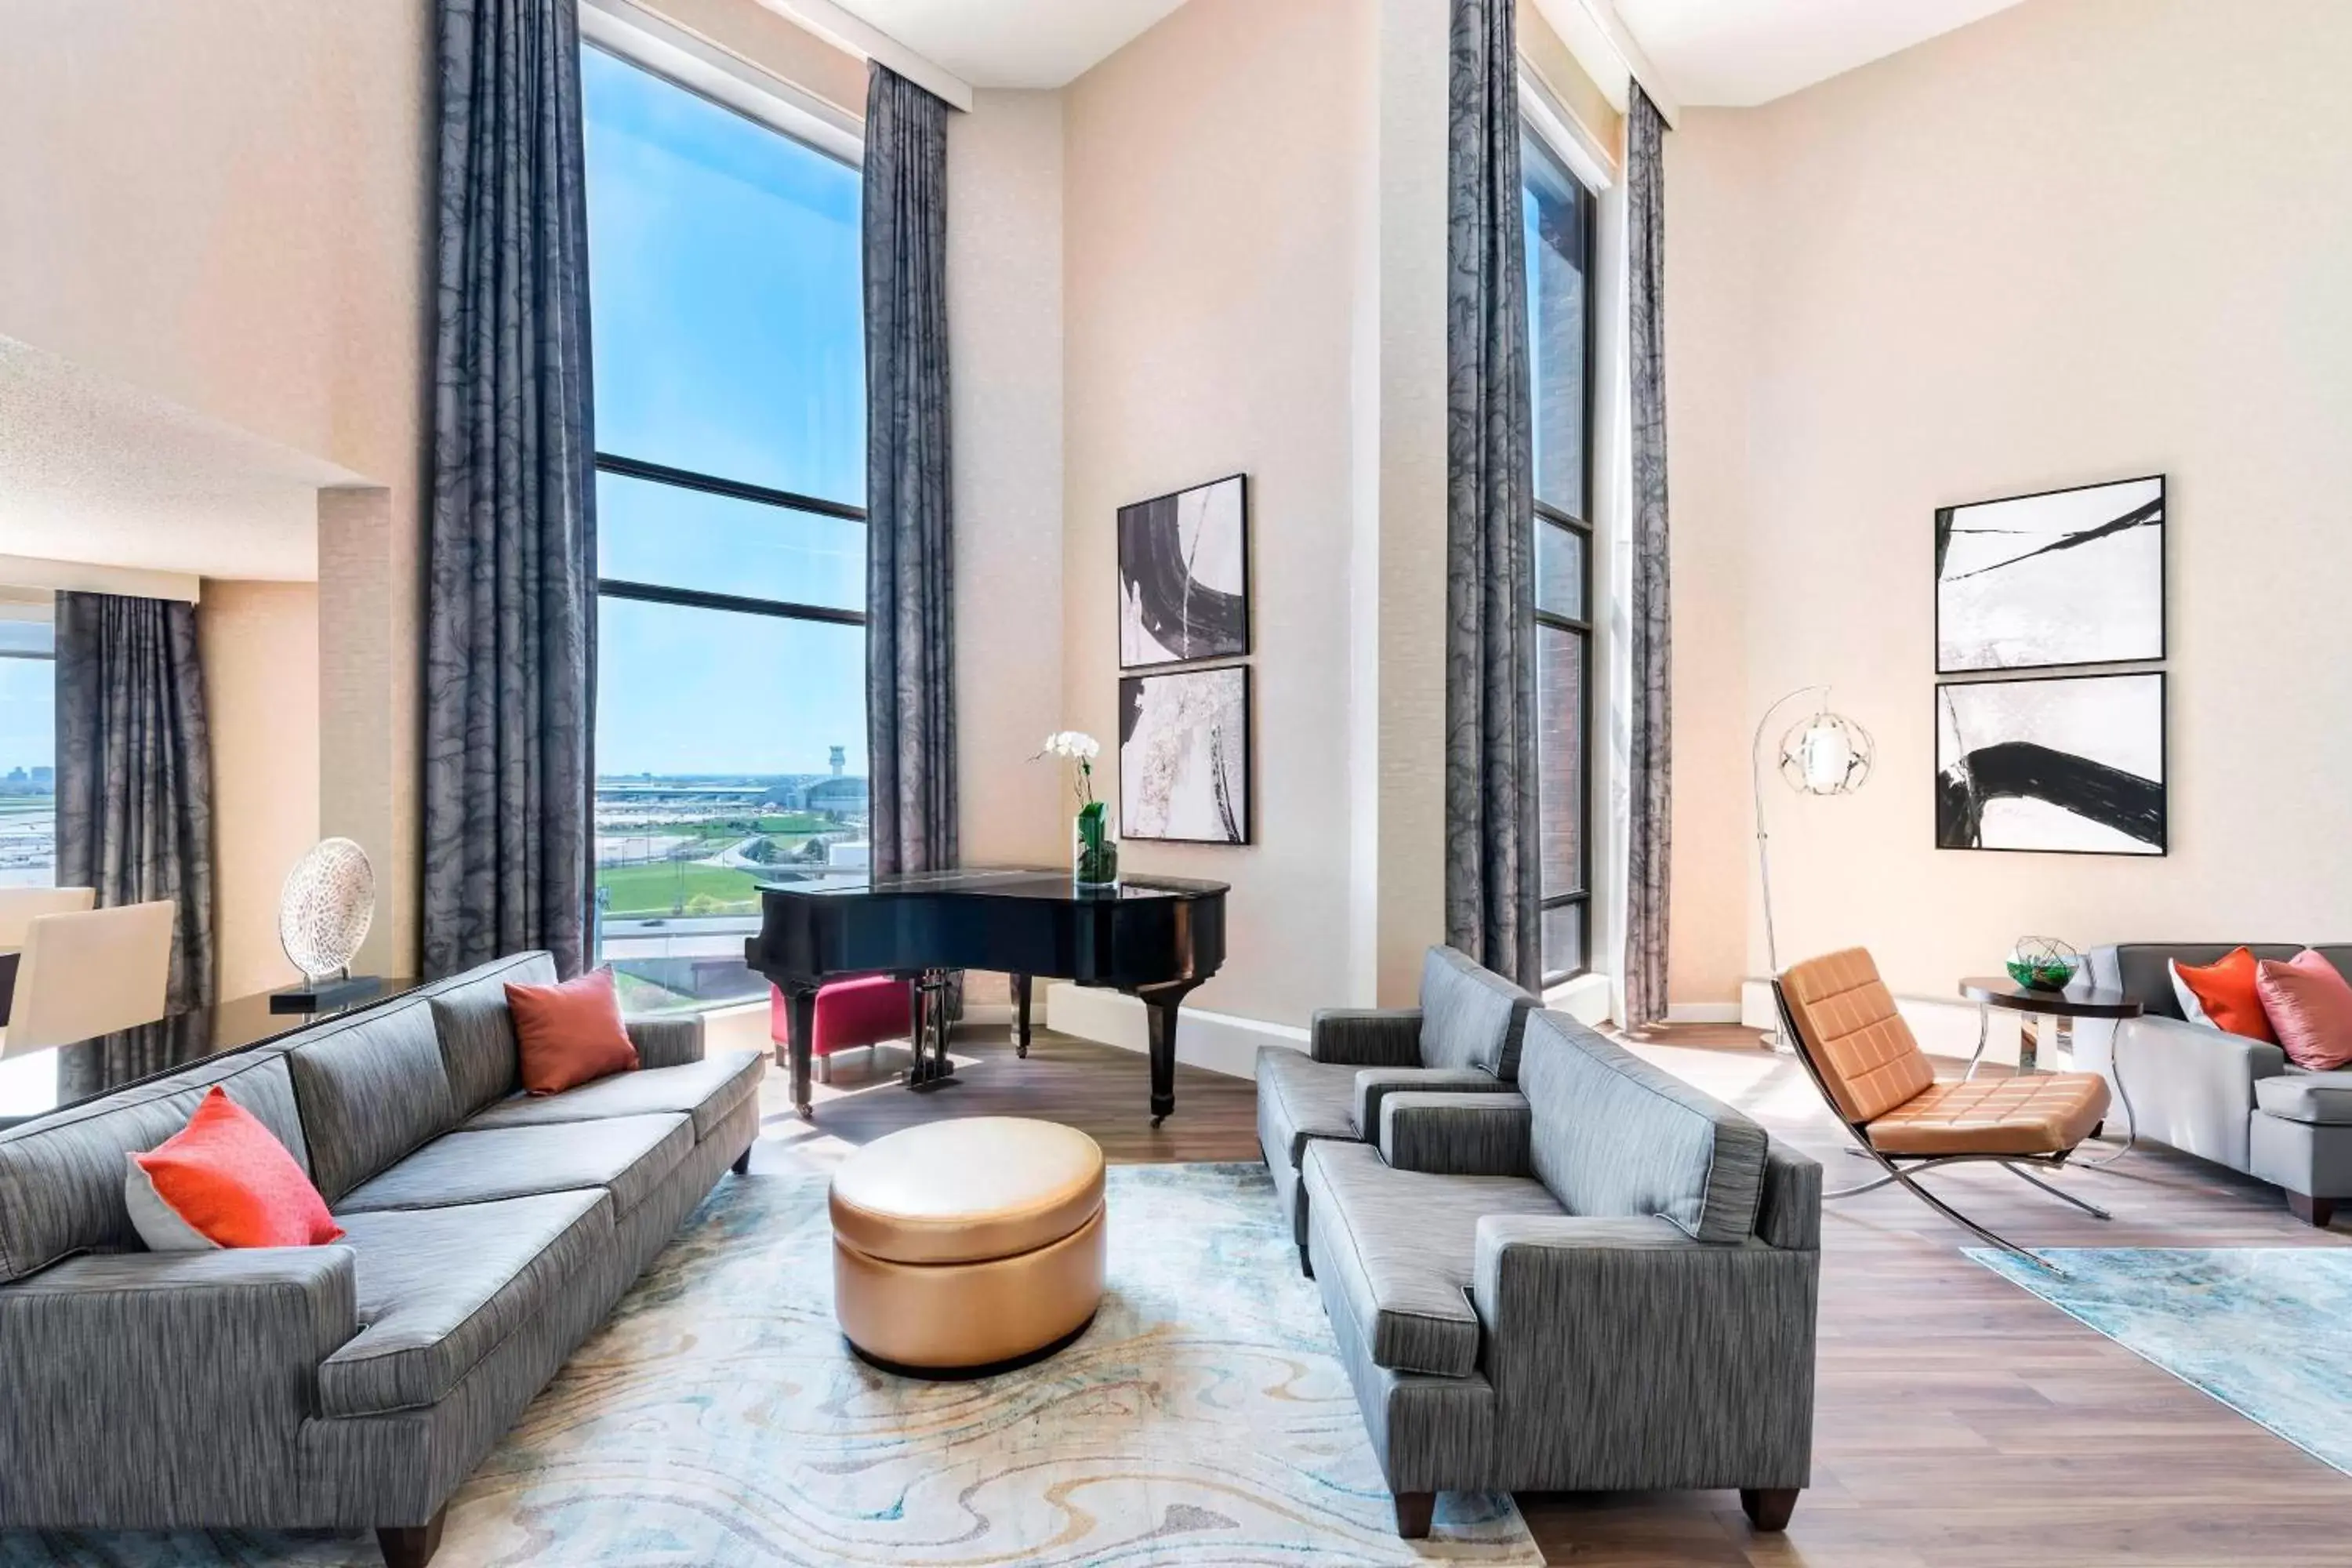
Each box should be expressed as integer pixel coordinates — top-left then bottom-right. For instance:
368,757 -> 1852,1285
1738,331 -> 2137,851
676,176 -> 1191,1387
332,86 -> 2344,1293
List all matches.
1523,124 -> 1599,989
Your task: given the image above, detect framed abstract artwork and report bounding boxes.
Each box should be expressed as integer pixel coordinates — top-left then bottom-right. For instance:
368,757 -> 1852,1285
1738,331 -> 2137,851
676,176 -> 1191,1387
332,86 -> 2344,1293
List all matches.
1934,671 -> 2165,856
1118,474 -> 1249,669
1119,665 -> 1250,844
1935,474 -> 2165,674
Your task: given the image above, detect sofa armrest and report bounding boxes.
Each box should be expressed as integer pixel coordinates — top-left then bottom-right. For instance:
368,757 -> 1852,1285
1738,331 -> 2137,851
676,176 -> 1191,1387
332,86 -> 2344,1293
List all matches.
2107,1014 -> 2282,1171
626,1012 -> 706,1070
1378,1091 -> 1531,1175
1308,1007 -> 1424,1067
1472,1214 -> 1817,1488
1353,1066 -> 1517,1142
0,1247 -> 358,1523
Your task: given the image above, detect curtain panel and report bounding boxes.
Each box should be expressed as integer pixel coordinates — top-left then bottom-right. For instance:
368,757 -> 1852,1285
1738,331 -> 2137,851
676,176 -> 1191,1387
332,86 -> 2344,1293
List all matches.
1622,84 -> 1673,1029
53,590 -> 216,1017
422,0 -> 598,979
863,62 -> 958,880
1443,0 -> 1541,992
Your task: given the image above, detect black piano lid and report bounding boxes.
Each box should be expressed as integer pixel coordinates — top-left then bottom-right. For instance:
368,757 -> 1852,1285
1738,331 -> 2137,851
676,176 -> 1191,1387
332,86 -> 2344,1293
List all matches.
754,866 -> 1229,902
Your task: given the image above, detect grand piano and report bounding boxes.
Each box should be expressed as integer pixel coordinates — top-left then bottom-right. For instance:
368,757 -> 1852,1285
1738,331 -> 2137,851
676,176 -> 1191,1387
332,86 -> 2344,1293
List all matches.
745,867 -> 1229,1125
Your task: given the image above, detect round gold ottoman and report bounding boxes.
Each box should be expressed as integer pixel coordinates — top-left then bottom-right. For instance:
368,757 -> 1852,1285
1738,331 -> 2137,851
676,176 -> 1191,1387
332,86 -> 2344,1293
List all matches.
829,1116 -> 1106,1377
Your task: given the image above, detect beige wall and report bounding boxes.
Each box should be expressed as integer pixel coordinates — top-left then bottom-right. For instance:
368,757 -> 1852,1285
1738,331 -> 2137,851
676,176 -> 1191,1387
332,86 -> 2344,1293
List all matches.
0,0 -> 433,972
1667,0 -> 2352,1003
1064,0 -> 1392,1025
199,580 -> 322,999
951,91 -> 1068,873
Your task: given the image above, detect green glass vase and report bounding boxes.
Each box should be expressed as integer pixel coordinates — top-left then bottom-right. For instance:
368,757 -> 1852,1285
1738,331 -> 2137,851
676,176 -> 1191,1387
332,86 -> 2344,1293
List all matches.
1073,801 -> 1120,889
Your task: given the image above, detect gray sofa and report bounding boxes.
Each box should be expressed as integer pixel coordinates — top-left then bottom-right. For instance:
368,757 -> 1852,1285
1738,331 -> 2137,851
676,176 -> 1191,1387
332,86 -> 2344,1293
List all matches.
1256,945 -> 1536,1269
0,951 -> 764,1566
2081,943 -> 2352,1225
1300,1009 -> 1821,1537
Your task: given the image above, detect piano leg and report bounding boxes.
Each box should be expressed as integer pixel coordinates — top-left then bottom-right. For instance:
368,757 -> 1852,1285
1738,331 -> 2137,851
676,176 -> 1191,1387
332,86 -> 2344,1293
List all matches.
1131,979 -> 1205,1127
1011,973 -> 1033,1058
779,982 -> 818,1121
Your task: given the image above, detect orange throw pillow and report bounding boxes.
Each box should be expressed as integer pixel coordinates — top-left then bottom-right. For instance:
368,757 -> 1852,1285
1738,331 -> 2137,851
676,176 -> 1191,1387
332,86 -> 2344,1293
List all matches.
506,967 -> 640,1095
2256,951 -> 2352,1071
2169,948 -> 2277,1042
127,1087 -> 344,1250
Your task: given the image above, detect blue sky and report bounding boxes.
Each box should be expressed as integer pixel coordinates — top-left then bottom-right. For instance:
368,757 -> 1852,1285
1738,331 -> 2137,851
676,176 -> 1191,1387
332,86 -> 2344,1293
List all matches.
583,45 -> 869,779
0,658 -> 49,775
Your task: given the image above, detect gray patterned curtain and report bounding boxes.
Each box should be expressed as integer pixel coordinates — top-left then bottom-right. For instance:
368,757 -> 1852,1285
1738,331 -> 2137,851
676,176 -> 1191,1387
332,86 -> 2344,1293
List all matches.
422,0 -> 597,979
863,63 -> 956,879
1622,85 -> 1673,1029
1443,0 -> 1539,991
53,591 -> 215,1018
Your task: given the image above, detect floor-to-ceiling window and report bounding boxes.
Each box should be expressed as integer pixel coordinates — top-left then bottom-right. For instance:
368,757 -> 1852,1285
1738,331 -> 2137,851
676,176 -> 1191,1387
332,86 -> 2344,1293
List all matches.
0,603 -> 55,888
582,43 -> 865,1012
1523,129 -> 1595,985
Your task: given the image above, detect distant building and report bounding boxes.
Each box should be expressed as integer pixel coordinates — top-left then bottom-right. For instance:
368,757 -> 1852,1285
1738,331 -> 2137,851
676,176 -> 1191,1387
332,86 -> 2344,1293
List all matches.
804,775 -> 867,822
828,746 -> 845,778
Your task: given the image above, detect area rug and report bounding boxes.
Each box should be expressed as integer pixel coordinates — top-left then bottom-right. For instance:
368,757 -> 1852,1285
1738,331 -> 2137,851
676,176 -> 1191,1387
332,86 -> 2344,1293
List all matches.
1970,1247 -> 2352,1476
4,1163 -> 1539,1566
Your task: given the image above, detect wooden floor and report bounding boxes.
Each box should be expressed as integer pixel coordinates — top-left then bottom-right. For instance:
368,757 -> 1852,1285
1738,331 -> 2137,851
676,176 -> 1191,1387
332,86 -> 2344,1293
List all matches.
745,1021 -> 2352,1566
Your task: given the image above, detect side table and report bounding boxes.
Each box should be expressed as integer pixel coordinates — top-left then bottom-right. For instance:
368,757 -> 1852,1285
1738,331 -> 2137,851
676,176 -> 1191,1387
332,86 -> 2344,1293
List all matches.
1959,975 -> 2143,1161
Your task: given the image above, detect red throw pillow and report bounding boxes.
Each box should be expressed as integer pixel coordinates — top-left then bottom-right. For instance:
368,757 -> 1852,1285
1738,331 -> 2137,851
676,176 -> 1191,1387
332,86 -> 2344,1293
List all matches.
128,1087 -> 344,1250
506,967 -> 639,1095
2256,951 -> 2352,1071
2170,948 -> 2277,1043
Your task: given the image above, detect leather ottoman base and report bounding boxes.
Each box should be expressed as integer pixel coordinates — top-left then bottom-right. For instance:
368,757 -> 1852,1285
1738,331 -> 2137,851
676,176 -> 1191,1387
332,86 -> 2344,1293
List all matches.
833,1203 -> 1105,1375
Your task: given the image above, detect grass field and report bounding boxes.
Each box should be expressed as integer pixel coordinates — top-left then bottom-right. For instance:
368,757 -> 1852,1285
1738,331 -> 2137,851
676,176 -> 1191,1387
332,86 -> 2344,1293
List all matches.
595,862 -> 764,917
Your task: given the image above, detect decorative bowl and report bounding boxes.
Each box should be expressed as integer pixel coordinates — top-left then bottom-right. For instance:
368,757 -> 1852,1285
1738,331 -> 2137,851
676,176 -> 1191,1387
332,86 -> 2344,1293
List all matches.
2005,935 -> 2081,993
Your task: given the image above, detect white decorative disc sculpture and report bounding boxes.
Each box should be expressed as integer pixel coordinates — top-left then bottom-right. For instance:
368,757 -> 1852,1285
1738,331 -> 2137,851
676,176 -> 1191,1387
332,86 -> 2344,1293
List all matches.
278,837 -> 376,981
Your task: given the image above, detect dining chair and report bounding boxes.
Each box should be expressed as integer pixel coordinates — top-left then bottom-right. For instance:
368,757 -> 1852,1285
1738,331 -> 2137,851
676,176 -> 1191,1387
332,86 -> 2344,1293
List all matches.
0,901 -> 176,1056
1773,946 -> 2114,1261
0,887 -> 96,948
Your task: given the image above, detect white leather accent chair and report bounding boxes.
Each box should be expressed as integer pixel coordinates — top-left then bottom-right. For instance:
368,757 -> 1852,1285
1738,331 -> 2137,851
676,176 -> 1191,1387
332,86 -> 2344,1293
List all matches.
0,901 -> 175,1055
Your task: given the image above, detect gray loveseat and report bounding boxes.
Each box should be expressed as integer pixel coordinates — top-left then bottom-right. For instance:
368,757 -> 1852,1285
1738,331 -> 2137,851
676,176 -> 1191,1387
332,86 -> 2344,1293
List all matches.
1301,1008 -> 1821,1537
1256,945 -> 1536,1269
0,952 -> 764,1566
2081,943 -> 2352,1225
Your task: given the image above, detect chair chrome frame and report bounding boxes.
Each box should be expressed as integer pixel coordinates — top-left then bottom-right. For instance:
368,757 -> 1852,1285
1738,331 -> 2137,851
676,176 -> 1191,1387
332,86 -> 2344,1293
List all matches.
1770,979 -> 2107,1266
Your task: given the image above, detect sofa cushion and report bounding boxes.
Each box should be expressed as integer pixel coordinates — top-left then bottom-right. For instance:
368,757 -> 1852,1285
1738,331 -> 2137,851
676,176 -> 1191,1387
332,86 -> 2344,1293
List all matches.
1303,1138 -> 1562,1378
425,951 -> 557,1117
0,1047 -> 309,1283
1519,1010 -> 1769,1243
1417,946 -> 1537,1080
319,1189 -> 612,1417
464,1050 -> 764,1142
1351,1066 -> 1517,1142
286,998 -> 460,1203
128,1086 -> 344,1250
1257,1048 -> 1359,1167
2256,1071 -> 2352,1126
332,1112 -> 694,1218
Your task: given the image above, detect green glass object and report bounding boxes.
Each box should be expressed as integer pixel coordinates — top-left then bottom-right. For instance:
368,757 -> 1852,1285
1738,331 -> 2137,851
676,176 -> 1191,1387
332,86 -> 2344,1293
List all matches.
2005,936 -> 2080,992
1073,800 -> 1120,889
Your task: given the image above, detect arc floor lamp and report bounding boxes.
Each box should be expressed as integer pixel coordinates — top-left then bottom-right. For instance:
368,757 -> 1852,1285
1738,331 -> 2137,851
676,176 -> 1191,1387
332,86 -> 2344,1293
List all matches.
1752,686 -> 1874,1047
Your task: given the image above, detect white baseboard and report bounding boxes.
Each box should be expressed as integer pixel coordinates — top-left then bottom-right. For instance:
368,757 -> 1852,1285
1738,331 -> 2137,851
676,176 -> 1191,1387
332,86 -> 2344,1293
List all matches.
1043,983 -> 1307,1079
1665,1001 -> 1743,1024
1545,971 -> 1614,1027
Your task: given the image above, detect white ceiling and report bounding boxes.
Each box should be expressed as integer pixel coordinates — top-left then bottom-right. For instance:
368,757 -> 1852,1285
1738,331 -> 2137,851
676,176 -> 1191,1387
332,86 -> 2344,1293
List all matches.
0,336 -> 357,583
1613,0 -> 2028,107
825,0 -> 1190,89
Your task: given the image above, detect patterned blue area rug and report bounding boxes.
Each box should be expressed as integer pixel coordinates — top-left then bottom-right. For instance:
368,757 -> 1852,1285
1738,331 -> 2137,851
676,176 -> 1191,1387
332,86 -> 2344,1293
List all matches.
1970,1247 -> 2352,1475
4,1163 -> 1538,1566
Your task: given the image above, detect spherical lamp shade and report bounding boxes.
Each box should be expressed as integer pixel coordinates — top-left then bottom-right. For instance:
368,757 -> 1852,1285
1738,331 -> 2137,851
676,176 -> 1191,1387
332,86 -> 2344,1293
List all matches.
1778,711 -> 1874,797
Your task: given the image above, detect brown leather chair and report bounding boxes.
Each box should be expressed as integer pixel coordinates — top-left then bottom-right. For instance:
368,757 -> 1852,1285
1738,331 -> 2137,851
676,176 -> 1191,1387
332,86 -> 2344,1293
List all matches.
1774,948 -> 2113,1260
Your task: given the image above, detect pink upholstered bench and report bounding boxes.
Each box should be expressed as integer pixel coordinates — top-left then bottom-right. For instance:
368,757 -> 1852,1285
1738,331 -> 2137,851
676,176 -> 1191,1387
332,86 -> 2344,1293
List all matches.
771,975 -> 915,1084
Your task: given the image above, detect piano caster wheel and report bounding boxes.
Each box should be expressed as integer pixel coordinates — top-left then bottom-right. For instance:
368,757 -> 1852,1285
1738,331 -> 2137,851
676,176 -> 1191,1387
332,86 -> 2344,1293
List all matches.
1017,1044 -> 1028,1059
795,1105 -> 814,1123
1150,1115 -> 1165,1130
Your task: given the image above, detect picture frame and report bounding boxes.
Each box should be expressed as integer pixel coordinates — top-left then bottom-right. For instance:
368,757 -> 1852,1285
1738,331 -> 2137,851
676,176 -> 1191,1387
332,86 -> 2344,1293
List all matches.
1117,474 -> 1250,670
1933,670 -> 2167,857
1934,474 -> 2165,675
1118,664 -> 1252,845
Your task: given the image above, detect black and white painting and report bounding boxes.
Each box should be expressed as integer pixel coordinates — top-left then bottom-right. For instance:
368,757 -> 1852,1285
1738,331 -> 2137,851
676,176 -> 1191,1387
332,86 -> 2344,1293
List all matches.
1935,475 -> 2165,673
1118,474 -> 1248,668
1120,666 -> 1250,844
1935,673 -> 2165,855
